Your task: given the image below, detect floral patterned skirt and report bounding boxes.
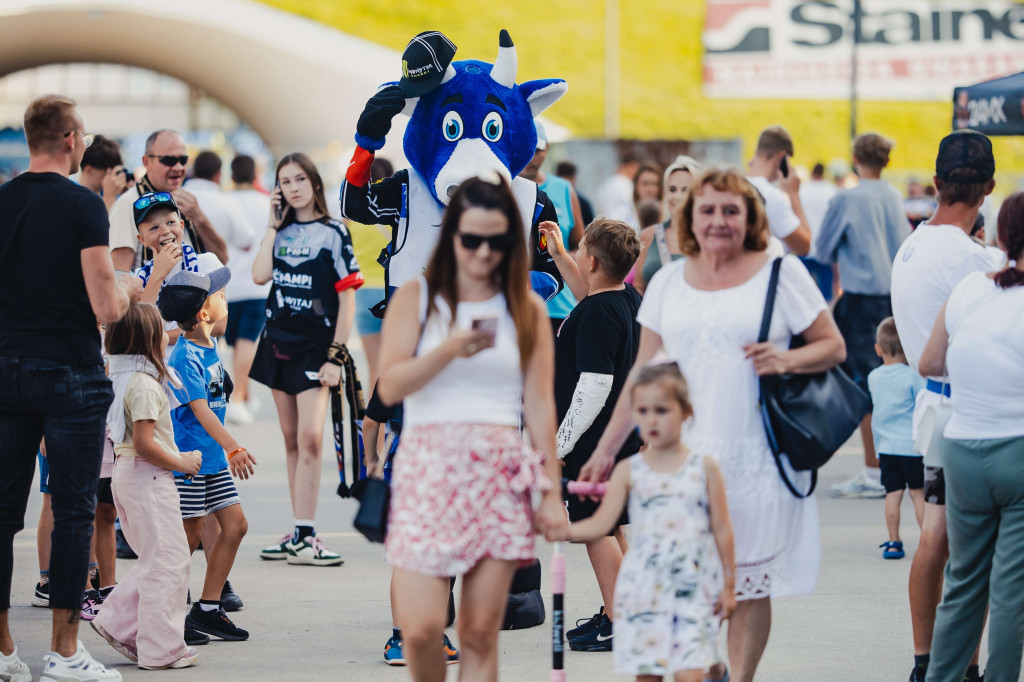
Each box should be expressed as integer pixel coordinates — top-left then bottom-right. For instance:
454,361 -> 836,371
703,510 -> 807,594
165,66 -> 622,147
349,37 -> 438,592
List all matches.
385,423 -> 550,577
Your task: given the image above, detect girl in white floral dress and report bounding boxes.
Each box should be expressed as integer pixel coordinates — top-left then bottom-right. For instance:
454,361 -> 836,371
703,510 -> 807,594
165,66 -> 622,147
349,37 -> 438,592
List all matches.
549,363 -> 736,682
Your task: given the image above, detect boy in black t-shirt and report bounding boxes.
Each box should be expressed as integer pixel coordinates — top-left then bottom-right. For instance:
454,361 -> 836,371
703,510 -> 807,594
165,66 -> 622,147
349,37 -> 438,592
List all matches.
551,219 -> 642,653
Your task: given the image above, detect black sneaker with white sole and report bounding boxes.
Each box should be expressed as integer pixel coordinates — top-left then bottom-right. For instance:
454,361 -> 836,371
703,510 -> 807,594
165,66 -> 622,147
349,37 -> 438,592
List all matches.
220,580 -> 243,612
566,606 -> 604,641
568,614 -> 612,652
185,603 -> 249,641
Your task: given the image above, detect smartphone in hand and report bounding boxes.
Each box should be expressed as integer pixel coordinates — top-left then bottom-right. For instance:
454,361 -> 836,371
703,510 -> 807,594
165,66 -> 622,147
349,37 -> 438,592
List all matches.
779,155 -> 790,178
471,316 -> 498,349
274,181 -> 284,221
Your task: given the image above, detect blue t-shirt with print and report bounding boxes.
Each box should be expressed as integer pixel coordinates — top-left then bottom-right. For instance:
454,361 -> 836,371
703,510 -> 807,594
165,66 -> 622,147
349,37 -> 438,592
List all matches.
168,336 -> 228,474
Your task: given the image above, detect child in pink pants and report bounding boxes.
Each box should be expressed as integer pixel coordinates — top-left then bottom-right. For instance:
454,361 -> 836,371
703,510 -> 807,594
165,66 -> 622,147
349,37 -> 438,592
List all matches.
92,304 -> 203,670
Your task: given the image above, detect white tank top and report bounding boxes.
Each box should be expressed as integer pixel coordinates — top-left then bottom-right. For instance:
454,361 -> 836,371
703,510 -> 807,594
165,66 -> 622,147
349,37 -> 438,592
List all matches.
403,276 -> 523,428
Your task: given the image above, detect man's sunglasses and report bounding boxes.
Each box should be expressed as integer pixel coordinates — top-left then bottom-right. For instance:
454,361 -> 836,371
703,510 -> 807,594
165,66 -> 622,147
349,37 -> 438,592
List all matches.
147,154 -> 189,168
457,232 -> 512,253
133,192 -> 173,211
64,131 -> 94,148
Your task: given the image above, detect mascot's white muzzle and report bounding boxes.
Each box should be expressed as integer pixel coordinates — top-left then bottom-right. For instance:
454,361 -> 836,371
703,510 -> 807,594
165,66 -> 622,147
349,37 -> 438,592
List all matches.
433,138 -> 513,205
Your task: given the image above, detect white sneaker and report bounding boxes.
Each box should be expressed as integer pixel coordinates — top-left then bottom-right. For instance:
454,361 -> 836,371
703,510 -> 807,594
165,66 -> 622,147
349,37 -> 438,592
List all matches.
246,396 -> 263,415
225,402 -> 254,425
41,640 -> 121,681
829,472 -> 886,499
286,535 -> 344,566
0,646 -> 31,682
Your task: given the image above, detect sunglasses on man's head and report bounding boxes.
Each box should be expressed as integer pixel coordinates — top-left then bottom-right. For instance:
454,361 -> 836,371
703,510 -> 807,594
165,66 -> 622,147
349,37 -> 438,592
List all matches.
133,192 -> 173,211
457,232 -> 512,253
147,154 -> 189,168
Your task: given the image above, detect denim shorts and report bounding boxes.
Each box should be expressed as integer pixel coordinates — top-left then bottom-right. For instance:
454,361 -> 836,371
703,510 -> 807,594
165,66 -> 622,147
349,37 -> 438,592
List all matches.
356,287 -> 386,336
225,299 -> 266,345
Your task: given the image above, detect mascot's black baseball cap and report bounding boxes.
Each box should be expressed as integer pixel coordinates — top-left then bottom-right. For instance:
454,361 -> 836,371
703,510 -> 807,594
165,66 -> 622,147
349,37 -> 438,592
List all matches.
935,130 -> 995,184
399,31 -> 457,97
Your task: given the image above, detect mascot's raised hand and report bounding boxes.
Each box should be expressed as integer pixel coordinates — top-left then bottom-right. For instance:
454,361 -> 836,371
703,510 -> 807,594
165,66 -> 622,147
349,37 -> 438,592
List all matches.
340,29 -> 568,310
355,85 -> 407,152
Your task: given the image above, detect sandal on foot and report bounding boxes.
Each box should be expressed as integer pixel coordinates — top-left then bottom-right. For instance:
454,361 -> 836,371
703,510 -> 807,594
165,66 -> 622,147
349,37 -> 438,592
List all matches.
880,541 -> 905,559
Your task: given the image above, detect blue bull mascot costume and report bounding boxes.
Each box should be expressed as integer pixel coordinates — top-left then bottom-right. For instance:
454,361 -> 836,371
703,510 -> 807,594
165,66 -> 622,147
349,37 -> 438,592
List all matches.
341,29 -> 568,307
341,29 -> 564,632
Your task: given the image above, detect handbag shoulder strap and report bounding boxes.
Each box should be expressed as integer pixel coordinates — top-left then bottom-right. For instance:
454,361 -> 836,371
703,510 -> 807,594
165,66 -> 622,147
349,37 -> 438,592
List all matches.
758,258 -> 784,344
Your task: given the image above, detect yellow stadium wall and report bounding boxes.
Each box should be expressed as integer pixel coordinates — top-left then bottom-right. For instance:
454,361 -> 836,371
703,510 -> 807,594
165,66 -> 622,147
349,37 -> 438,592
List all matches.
260,0 -> 1024,184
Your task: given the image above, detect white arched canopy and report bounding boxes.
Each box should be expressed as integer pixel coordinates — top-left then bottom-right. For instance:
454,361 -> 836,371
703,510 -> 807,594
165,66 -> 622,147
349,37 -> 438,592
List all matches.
0,0 -> 405,159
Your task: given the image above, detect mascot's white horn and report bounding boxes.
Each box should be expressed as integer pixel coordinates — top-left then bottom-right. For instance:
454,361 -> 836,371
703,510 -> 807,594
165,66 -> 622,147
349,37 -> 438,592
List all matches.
491,29 -> 518,89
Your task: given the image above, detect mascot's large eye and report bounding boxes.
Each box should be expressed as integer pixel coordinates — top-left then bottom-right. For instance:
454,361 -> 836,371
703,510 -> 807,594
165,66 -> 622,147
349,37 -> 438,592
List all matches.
442,112 -> 464,142
482,112 -> 504,142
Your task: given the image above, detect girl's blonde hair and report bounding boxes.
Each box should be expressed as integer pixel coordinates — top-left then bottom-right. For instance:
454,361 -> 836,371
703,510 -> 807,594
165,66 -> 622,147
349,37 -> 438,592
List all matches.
103,303 -> 168,382
631,362 -> 693,415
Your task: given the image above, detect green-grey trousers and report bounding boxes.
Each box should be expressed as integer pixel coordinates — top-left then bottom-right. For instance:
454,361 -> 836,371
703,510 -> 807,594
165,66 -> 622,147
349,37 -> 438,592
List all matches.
927,435 -> 1024,682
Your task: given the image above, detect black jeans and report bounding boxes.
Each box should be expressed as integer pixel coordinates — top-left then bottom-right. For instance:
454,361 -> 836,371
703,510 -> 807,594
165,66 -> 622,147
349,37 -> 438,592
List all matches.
0,356 -> 113,611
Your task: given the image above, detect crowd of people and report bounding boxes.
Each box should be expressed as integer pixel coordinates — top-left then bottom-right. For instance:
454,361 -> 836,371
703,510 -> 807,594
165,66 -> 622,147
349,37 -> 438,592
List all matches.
0,91 -> 1022,682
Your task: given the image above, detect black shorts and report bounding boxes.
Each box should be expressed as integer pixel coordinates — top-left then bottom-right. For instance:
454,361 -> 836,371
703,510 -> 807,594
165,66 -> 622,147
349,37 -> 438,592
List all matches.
878,455 -> 924,493
249,322 -> 333,395
924,465 -> 946,505
833,293 -> 892,399
96,477 -> 114,506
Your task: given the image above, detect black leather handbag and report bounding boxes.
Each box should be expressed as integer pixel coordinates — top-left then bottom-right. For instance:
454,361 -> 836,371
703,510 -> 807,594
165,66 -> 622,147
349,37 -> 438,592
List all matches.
757,258 -> 871,499
352,477 -> 390,543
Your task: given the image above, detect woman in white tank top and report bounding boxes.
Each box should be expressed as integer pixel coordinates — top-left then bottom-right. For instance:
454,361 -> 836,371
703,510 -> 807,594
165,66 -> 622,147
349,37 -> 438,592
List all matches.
377,175 -> 566,678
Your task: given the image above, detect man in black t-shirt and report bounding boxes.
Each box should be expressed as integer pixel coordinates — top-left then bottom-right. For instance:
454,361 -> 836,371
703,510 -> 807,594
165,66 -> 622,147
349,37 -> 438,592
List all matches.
0,95 -> 141,679
553,219 -> 642,653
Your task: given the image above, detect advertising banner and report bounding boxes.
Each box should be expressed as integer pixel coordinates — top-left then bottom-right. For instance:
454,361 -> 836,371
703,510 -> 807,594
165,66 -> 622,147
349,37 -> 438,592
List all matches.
703,1 -> 1024,100
953,71 -> 1024,135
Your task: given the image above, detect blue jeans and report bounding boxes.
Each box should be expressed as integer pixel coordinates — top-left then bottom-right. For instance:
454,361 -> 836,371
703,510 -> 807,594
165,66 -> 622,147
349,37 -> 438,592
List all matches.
0,356 -> 113,611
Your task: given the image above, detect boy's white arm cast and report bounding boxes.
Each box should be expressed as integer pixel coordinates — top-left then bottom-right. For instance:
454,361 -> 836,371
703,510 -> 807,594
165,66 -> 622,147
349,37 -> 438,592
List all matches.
556,372 -> 613,458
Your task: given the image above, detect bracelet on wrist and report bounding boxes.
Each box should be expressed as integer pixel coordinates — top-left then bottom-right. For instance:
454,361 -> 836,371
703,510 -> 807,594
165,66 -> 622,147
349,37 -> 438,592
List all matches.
228,447 -> 246,460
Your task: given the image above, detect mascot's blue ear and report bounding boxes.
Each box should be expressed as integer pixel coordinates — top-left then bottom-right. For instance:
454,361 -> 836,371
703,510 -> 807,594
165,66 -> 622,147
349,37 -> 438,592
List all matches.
520,79 -> 568,118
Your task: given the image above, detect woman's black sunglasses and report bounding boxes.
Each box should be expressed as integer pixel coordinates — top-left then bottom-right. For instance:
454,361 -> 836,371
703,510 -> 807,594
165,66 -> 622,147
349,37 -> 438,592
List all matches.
457,232 -> 512,253
147,154 -> 189,168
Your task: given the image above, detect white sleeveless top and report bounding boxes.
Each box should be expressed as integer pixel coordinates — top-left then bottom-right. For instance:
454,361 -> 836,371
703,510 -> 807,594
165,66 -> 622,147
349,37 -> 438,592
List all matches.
403,276 -> 523,428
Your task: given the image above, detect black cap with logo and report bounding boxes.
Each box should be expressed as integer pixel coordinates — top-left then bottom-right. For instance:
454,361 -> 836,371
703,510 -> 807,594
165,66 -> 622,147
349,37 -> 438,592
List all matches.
399,31 -> 457,97
935,130 -> 995,185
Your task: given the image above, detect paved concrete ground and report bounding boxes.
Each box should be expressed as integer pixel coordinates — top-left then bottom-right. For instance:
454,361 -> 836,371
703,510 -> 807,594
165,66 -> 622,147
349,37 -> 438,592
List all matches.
5,344 -> 1005,680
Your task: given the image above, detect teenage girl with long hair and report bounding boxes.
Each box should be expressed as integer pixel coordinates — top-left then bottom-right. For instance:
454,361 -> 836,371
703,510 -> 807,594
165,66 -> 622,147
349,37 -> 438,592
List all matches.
377,175 -> 566,680
250,153 -> 363,566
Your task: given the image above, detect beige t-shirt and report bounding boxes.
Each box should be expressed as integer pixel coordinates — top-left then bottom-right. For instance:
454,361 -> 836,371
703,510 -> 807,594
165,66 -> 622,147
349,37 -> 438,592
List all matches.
114,372 -> 179,460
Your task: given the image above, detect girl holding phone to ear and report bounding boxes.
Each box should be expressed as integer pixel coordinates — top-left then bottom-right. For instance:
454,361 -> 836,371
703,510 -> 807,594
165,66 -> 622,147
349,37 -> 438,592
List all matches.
250,152 -> 364,566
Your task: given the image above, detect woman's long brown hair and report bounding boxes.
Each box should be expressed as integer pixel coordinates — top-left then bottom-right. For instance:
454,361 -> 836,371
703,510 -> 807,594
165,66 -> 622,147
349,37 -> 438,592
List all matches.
103,303 -> 169,382
424,176 -> 536,368
275,152 -> 330,229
